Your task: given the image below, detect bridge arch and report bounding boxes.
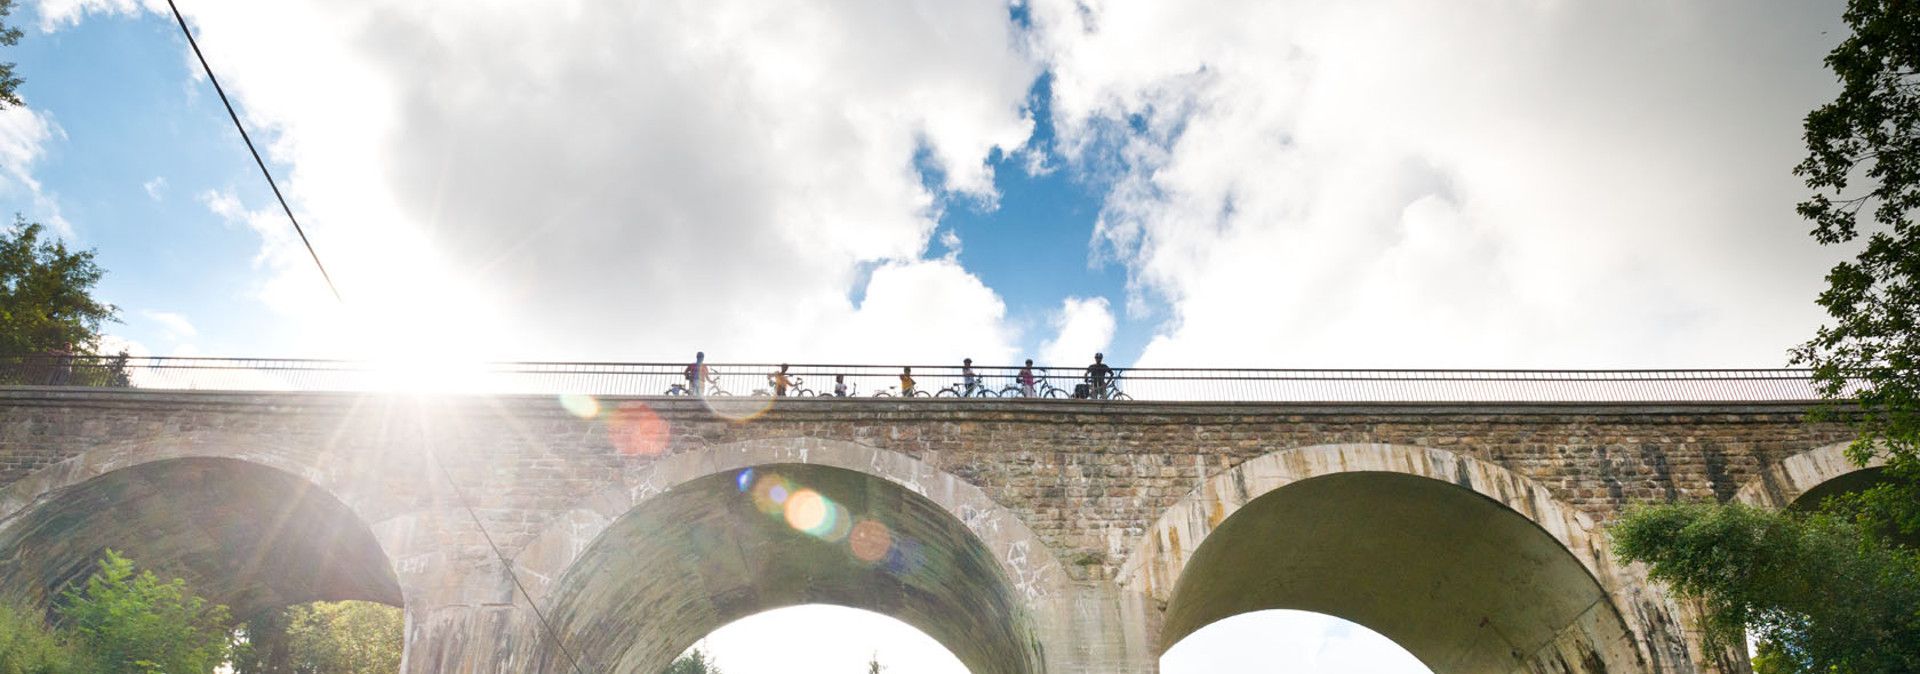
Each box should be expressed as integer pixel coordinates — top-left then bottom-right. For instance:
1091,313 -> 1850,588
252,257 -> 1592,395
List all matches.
1735,441 -> 1883,509
1120,443 -> 1652,674
0,454 -> 404,621
512,437 -> 1067,674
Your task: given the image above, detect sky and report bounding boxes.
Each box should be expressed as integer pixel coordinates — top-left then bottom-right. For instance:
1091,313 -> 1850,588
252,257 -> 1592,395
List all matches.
5,0 -> 1854,671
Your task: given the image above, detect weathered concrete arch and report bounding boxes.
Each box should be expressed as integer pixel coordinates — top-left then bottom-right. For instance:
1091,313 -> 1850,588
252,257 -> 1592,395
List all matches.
502,438 -> 1069,674
529,462 -> 1042,673
0,456 -> 403,621
1118,443 -> 1658,674
513,437 -> 1069,605
1735,441 -> 1882,509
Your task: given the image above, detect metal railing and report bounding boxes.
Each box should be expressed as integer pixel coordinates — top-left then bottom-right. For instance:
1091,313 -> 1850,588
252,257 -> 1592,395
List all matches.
0,355 -> 1851,403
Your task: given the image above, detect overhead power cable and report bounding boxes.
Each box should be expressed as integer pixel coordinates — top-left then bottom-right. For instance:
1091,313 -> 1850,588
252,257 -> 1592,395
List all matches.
164,0 -> 342,303
166,6 -> 586,669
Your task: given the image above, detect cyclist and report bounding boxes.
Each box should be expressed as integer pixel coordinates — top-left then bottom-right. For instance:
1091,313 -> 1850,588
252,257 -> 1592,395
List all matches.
900,366 -> 917,396
770,363 -> 794,397
683,351 -> 708,396
833,374 -> 848,397
1018,359 -> 1037,397
1084,353 -> 1113,400
961,358 -> 979,397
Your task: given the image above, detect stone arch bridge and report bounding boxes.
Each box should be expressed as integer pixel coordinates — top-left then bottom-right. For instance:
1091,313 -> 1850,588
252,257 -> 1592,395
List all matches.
0,386 -> 1869,673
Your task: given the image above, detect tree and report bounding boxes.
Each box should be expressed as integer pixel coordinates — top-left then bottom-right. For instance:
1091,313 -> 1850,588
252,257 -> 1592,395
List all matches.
1612,503 -> 1920,672
866,653 -> 885,674
1793,0 -> 1920,541
57,550 -> 234,674
0,602 -> 84,674
664,648 -> 721,674
0,217 -> 117,356
0,0 -> 21,108
285,601 -> 401,674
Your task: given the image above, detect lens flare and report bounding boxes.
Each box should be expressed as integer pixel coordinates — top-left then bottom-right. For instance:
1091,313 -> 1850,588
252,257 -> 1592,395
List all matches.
608,402 -> 670,457
558,394 -> 601,419
820,501 -> 852,542
703,395 -> 775,423
736,468 -> 756,492
849,519 -> 892,563
784,489 -> 829,533
751,474 -> 794,515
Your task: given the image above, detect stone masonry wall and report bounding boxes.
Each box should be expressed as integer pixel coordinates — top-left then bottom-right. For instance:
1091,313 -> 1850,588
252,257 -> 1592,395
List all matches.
0,388 -> 1861,672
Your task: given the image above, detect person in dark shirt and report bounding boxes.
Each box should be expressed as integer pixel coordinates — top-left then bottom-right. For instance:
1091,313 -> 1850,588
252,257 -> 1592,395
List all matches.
1085,352 -> 1113,400
683,351 -> 708,396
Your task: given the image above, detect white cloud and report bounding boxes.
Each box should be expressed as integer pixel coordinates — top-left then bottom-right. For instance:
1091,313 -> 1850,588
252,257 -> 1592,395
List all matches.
33,0 -> 163,31
1030,0 -> 1847,368
141,310 -> 197,339
1162,610 -> 1428,673
699,605 -> 966,674
0,103 -> 71,237
1038,296 -> 1114,366
142,176 -> 166,200
77,0 -> 1040,362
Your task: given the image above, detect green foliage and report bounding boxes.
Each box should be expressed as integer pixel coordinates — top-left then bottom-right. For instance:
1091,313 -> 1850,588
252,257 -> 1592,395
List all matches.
1793,0 -> 1920,533
1612,503 -> 1920,673
866,654 -> 884,674
664,648 -> 721,674
0,0 -> 20,108
0,217 -> 118,357
57,550 -> 234,674
230,601 -> 402,674
0,602 -> 83,674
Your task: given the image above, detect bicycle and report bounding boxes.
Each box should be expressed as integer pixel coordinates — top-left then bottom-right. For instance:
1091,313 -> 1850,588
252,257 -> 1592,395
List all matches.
760,373 -> 817,398
998,373 -> 1069,398
935,378 -> 998,398
665,373 -> 732,396
1079,371 -> 1132,401
872,385 -> 931,398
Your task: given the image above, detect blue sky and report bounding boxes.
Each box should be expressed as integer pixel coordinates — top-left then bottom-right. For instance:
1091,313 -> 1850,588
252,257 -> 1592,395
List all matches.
4,0 -> 1854,670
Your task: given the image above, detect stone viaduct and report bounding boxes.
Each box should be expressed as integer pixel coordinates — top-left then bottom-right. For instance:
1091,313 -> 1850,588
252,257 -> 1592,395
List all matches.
0,386 -> 1876,673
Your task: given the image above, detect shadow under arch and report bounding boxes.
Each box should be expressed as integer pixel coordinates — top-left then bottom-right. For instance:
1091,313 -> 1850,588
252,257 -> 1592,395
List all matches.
0,456 -> 403,620
533,462 -> 1043,674
1120,443 -> 1647,674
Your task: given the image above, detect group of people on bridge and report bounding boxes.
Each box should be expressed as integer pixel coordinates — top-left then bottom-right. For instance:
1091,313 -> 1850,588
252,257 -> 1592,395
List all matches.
677,352 -> 1122,400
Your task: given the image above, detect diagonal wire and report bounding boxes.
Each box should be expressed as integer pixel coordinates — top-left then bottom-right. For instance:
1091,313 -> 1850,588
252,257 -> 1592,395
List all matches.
423,431 -> 591,674
167,6 -> 586,667
165,0 -> 342,303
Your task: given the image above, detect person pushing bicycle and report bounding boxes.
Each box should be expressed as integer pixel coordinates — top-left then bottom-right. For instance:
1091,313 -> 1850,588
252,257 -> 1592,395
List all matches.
1084,353 -> 1113,400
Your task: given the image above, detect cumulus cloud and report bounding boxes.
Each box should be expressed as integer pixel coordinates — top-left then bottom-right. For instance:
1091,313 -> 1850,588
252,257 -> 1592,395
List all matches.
0,103 -> 70,237
1038,296 -> 1114,366
33,0 -> 163,31
1029,0 -> 1847,368
57,0 -> 1043,362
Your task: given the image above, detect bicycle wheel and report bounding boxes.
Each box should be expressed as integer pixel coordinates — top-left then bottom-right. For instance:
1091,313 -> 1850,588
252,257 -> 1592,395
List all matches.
1043,387 -> 1068,399
1110,390 -> 1134,401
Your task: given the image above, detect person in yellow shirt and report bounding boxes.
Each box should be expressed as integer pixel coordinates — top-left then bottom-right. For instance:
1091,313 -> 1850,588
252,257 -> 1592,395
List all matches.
770,363 -> 794,397
899,366 -> 917,396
